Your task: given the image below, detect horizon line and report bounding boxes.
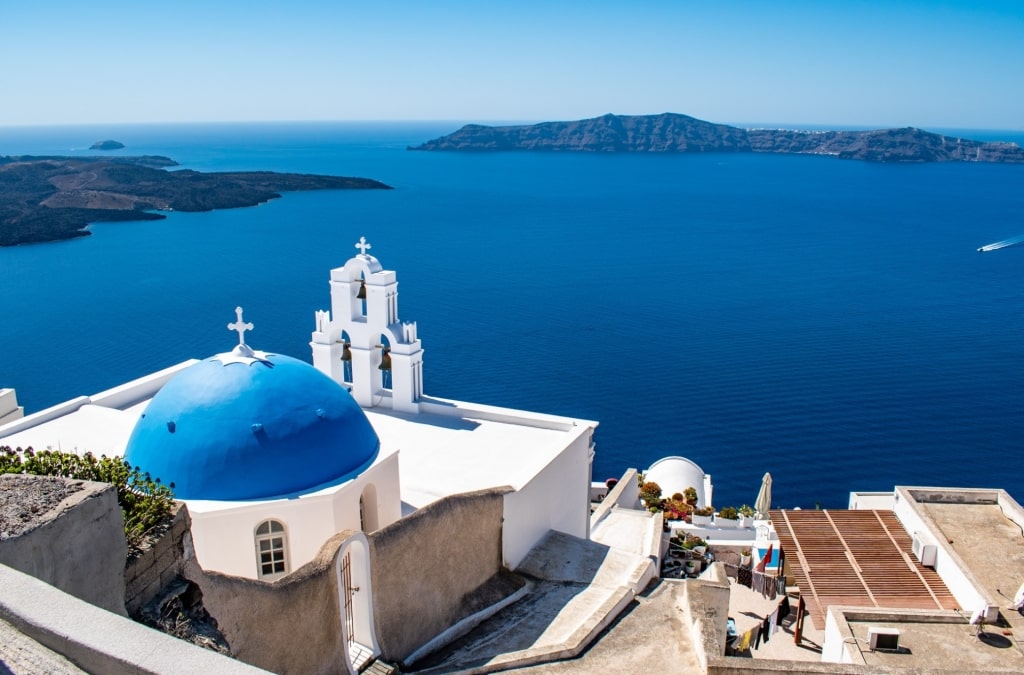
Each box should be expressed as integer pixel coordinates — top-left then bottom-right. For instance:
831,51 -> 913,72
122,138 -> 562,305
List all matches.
0,117 -> 1022,135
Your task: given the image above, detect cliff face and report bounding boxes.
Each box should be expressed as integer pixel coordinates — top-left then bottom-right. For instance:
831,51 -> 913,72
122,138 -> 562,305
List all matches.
412,113 -> 1024,163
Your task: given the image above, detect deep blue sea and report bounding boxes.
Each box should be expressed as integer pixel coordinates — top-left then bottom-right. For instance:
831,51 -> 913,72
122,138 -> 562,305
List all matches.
2,122 -> 1023,508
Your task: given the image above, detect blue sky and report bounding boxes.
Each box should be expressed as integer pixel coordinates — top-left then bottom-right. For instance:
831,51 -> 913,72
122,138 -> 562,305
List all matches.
1,1 -> 1022,129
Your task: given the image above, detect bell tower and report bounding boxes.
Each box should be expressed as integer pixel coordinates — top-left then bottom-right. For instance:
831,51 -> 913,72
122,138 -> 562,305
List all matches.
311,237 -> 424,412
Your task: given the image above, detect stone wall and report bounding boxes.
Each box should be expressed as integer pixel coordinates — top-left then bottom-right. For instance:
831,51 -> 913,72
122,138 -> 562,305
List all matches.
125,504 -> 191,616
368,487 -> 508,664
182,531 -> 349,675
181,488 -> 509,673
0,475 -> 127,616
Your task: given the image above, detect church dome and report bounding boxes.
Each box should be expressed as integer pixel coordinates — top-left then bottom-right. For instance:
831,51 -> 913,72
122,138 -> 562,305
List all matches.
124,351 -> 379,501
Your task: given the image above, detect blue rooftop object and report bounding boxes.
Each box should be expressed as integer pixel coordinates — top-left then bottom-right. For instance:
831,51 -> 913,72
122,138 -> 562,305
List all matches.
124,352 -> 379,501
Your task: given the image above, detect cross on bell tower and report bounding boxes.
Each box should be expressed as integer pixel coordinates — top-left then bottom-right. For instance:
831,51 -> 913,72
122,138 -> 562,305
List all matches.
355,236 -> 372,257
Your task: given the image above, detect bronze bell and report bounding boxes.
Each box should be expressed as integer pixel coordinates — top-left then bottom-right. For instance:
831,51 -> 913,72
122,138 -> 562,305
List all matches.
341,342 -> 352,362
356,280 -> 366,299
379,349 -> 392,371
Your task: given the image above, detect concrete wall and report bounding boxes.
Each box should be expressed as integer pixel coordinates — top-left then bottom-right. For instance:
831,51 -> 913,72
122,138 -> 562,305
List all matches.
848,491 -> 894,510
368,488 -> 508,663
188,452 -> 401,579
0,388 -> 24,425
183,531 -> 350,675
822,607 -> 850,664
503,430 -> 591,569
590,468 -> 640,530
182,489 -> 509,672
893,487 -> 997,621
0,476 -> 127,616
0,564 -> 268,675
125,505 -> 191,616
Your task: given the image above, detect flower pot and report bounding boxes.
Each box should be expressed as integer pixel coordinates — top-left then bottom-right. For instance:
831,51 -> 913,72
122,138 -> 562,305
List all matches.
685,560 -> 700,574
716,517 -> 739,529
741,554 -> 751,566
740,516 -> 754,528
692,514 -> 712,526
692,545 -> 707,556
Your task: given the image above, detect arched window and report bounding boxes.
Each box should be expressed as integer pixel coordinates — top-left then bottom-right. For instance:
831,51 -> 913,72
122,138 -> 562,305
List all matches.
255,519 -> 289,580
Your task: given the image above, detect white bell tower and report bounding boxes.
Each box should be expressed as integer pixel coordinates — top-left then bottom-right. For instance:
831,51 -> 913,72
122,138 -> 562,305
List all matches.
311,237 -> 424,413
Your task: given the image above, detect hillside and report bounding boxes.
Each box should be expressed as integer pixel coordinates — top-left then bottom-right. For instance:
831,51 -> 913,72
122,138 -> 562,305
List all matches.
411,113 -> 1024,163
0,155 -> 392,246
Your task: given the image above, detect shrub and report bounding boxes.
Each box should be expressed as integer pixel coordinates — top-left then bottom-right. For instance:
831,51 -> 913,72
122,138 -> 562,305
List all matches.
662,498 -> 692,520
671,492 -> 684,502
640,481 -> 662,499
739,504 -> 755,517
718,506 -> 739,520
693,505 -> 715,516
684,486 -> 698,501
1,446 -> 175,548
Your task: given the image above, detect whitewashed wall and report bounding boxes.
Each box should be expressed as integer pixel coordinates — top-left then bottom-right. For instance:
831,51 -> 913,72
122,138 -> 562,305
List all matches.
189,453 -> 400,579
502,429 -> 593,569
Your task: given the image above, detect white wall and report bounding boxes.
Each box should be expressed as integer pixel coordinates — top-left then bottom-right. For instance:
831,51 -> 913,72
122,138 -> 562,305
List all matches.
892,488 -> 997,622
848,491 -> 894,510
503,431 -> 592,569
822,608 -> 851,663
189,453 -> 401,579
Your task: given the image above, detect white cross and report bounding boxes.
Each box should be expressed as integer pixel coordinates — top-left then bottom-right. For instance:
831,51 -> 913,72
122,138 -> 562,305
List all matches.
355,236 -> 372,256
227,306 -> 254,346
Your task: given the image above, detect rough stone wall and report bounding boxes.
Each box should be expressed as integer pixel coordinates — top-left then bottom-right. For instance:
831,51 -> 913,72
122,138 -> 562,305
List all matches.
368,487 -> 508,663
182,531 -> 348,675
0,475 -> 127,616
124,504 -> 191,616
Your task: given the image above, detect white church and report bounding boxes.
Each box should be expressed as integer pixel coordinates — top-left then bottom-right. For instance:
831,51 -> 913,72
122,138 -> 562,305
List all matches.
0,237 -> 606,672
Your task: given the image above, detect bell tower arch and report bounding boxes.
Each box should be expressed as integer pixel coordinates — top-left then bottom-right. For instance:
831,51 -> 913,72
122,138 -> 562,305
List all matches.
311,237 -> 424,413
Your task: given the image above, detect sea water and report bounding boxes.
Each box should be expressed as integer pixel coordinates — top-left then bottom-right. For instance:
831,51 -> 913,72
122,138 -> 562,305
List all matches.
1,122 -> 1023,507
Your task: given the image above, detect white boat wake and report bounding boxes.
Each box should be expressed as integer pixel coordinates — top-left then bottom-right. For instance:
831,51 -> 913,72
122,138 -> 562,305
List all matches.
978,234 -> 1024,252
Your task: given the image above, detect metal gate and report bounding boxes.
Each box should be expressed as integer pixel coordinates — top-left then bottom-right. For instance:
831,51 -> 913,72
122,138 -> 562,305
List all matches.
341,550 -> 355,645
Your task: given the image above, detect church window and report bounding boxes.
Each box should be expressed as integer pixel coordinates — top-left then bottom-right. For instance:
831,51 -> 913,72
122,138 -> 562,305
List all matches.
255,519 -> 289,579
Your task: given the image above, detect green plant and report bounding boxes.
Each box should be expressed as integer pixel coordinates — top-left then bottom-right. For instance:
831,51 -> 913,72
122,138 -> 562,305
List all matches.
718,506 -> 739,520
1,446 -> 175,549
741,548 -> 751,556
686,534 -> 707,548
684,486 -> 698,501
739,504 -> 755,517
693,505 -> 714,516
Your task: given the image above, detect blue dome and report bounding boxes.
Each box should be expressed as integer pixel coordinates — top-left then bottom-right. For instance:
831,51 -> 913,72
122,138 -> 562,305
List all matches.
124,352 -> 379,501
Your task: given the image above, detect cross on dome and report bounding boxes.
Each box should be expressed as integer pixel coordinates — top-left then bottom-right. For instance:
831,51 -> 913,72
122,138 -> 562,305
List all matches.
227,306 -> 254,346
355,236 -> 372,256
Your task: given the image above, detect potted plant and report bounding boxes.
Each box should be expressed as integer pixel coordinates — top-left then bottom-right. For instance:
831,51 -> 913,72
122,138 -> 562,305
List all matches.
739,504 -> 755,528
662,498 -> 690,522
684,486 -> 699,506
639,481 -> 662,509
692,505 -> 714,526
689,535 -> 708,556
684,559 -> 700,575
717,506 -> 740,528
741,548 -> 752,566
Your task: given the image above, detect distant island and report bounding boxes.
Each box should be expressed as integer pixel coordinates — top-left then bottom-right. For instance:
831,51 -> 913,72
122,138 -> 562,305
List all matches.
0,155 -> 392,246
90,140 -> 125,150
411,113 -> 1024,163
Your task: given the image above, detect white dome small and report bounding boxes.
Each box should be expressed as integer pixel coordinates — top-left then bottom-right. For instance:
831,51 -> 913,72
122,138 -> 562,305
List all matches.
644,456 -> 711,508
